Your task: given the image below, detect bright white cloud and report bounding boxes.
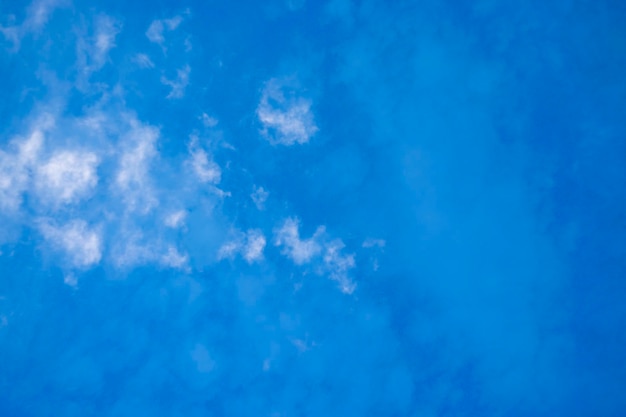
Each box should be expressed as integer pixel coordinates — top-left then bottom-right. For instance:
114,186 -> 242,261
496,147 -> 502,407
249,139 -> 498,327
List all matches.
257,78 -> 318,145
251,185 -> 268,210
274,218 -> 323,264
161,65 -> 190,99
38,219 -> 102,269
35,150 -> 99,206
243,229 -> 266,263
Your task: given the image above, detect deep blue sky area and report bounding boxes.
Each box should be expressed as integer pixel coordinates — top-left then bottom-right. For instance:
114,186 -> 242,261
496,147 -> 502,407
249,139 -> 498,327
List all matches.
0,1 -> 625,416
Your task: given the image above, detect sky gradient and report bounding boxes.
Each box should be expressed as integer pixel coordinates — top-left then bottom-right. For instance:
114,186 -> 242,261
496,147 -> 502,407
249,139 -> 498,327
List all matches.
1,0 -> 625,416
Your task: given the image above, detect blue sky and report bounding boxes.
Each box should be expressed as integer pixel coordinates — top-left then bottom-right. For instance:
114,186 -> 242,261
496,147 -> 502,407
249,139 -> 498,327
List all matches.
0,0 -> 625,415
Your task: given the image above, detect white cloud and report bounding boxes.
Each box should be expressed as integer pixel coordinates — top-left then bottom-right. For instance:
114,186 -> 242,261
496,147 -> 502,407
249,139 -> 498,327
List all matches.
0,128 -> 45,213
164,210 -> 187,229
75,14 -> 121,84
35,150 -> 99,206
251,185 -> 268,210
274,217 -> 357,293
146,15 -> 183,45
257,78 -> 318,145
187,136 -> 221,184
362,238 -> 386,248
109,231 -> 153,268
91,15 -> 120,69
200,113 -> 218,128
63,273 -> 78,287
38,219 -> 102,269
133,53 -> 154,69
243,229 -> 266,263
115,120 -> 159,213
218,229 -> 266,264
274,218 -> 323,264
110,230 -> 188,270
0,0 -> 68,50
161,246 -> 189,269
161,65 -> 190,99
323,239 -> 356,294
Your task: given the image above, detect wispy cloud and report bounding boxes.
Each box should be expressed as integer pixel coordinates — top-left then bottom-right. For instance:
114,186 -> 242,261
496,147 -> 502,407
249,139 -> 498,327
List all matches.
161,65 -> 190,99
218,229 -> 267,264
75,14 -> 121,86
257,78 -> 318,145
251,185 -> 269,210
0,113 -> 57,215
274,217 -> 356,293
323,239 -> 356,294
146,15 -> 183,46
187,135 -> 221,184
133,53 -> 155,69
114,118 -> 159,213
0,0 -> 68,50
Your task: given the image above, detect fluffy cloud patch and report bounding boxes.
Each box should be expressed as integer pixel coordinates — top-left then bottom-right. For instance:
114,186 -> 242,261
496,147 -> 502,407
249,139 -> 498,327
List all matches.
35,150 -> 99,206
257,78 -> 318,145
274,217 -> 323,264
274,217 -> 356,293
38,219 -> 102,269
187,136 -> 221,184
218,229 -> 267,264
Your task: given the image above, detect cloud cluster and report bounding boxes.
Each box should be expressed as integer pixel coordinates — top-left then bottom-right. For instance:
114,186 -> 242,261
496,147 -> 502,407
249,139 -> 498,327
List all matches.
257,78 -> 318,145
218,229 -> 267,264
0,101 -> 229,279
274,217 -> 356,293
38,219 -> 102,269
35,150 -> 99,206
